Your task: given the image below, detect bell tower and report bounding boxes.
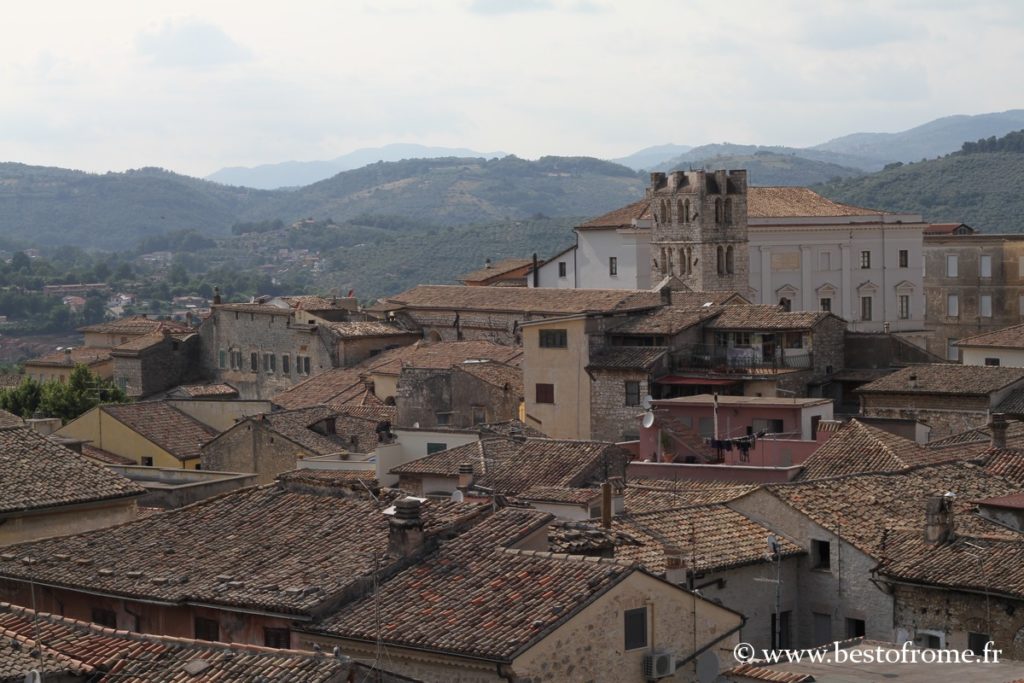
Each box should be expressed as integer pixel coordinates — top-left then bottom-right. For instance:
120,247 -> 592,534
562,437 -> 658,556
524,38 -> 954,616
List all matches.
648,169 -> 749,293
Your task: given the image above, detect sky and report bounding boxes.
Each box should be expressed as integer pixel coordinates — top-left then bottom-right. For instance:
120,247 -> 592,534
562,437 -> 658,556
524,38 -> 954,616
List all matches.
1,0 -> 1022,177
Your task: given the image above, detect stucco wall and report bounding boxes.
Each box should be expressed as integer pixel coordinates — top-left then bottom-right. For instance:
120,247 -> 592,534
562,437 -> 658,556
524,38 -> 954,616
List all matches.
522,317 -> 591,439
201,421 -> 313,485
56,408 -> 194,468
0,499 -> 138,547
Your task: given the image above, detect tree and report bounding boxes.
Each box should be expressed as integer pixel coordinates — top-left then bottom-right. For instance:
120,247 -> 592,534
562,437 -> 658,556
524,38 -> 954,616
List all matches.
10,251 -> 30,273
0,365 -> 127,422
0,377 -> 42,418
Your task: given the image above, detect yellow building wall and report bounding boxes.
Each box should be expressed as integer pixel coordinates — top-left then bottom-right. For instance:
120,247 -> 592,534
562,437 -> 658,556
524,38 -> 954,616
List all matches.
56,408 -> 195,469
522,317 -> 591,439
24,359 -> 113,384
370,373 -> 399,403
0,499 -> 138,547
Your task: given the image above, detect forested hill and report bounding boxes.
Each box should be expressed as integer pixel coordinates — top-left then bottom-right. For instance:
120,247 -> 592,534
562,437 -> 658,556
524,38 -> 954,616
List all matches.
0,157 -> 646,251
815,129 -> 1024,232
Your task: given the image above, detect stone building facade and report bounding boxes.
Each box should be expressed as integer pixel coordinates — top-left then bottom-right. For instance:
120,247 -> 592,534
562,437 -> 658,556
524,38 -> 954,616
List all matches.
395,362 -> 522,430
111,332 -> 201,398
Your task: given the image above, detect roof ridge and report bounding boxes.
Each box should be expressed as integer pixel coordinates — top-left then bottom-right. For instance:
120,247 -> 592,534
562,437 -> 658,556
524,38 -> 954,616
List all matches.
500,547 -> 636,568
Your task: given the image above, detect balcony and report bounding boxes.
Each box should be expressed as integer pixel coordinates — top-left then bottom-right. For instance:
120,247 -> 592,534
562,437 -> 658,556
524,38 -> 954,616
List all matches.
671,344 -> 813,375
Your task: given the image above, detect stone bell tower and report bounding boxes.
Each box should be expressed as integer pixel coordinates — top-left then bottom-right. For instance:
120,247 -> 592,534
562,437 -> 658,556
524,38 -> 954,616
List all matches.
647,169 -> 749,293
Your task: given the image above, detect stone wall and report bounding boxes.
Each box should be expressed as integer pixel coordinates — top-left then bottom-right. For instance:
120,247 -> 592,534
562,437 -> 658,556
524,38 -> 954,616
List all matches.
589,369 -> 651,442
338,333 -> 420,367
201,421 -> 314,484
113,334 -> 202,399
859,394 -> 990,441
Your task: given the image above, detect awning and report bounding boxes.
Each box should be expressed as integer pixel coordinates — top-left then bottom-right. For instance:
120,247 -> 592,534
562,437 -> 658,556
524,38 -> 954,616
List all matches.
654,376 -> 738,386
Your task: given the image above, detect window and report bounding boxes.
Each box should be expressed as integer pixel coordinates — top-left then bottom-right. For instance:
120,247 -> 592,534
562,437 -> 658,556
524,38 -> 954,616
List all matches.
946,254 -> 958,277
981,254 -> 992,277
535,383 -> 555,404
282,355 -> 290,374
947,339 -> 959,362
426,442 -> 448,454
263,353 -> 276,374
861,296 -> 873,321
899,295 -> 910,320
726,246 -> 735,274
947,294 -> 959,317
811,539 -> 831,570
91,607 -> 117,628
717,246 -> 725,275
968,632 -> 992,656
724,197 -> 733,223
435,412 -> 451,426
820,298 -> 831,313
698,417 -> 714,437
609,257 -> 618,276
558,261 -> 567,278
624,607 -> 648,650
539,329 -> 568,348
985,357 -> 1001,366
141,456 -> 154,466
752,418 -> 784,435
194,616 -> 219,641
860,251 -> 871,269
980,294 -> 993,317
846,618 -> 866,638
472,406 -> 486,425
899,250 -> 909,268
920,632 -> 943,649
625,381 -> 641,407
779,297 -> 792,312
250,352 -> 259,373
264,628 -> 290,649
218,350 -> 226,369
715,197 -> 723,223
296,356 -> 311,375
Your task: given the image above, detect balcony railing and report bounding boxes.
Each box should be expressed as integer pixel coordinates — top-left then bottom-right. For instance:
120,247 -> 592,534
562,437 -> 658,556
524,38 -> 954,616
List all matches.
672,344 -> 813,373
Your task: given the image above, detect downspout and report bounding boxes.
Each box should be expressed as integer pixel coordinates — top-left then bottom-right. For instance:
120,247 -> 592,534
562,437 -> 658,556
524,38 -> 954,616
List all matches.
532,253 -> 539,288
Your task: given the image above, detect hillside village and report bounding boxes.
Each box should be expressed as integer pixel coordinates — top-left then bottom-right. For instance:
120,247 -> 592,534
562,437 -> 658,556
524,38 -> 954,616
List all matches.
7,158 -> 1024,682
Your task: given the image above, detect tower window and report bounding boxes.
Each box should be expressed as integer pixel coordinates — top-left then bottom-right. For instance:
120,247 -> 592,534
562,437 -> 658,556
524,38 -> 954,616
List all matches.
715,198 -> 723,223
726,245 -> 735,275
717,246 -> 725,275
676,199 -> 685,225
724,198 -> 733,223
683,198 -> 690,223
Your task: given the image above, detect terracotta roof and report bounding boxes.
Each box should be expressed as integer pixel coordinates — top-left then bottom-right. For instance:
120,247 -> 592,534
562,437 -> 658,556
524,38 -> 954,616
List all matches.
170,382 -> 239,398
983,448 -> 1024,485
475,420 -> 547,438
624,480 -> 758,512
273,367 -> 367,409
856,364 -> 1024,396
380,285 -> 662,315
957,322 -> 1024,349
927,422 -> 1024,450
326,320 -> 418,338
0,486 -> 485,616
459,258 -> 535,282
724,663 -> 815,682
333,410 -> 386,454
0,601 -> 351,682
610,306 -> 720,336
25,347 -> 111,368
455,360 -> 523,395
748,187 -> 883,218
101,402 -> 219,461
997,388 -> 1024,415
368,340 -> 523,376
310,508 -> 640,662
615,504 -> 804,574
587,346 -> 667,370
258,406 -> 348,456
81,444 -> 136,466
973,491 -> 1024,509
797,419 -> 968,481
277,295 -> 343,310
0,408 -> 23,428
577,199 -> 652,229
109,332 -> 167,353
276,468 -> 379,492
764,461 -> 1022,558
518,486 -> 602,504
876,531 -> 1024,601
78,316 -> 190,335
0,426 -> 143,514
705,305 -> 832,330
213,302 -> 295,316
391,437 -> 627,495
548,520 -> 642,554
924,222 -> 973,235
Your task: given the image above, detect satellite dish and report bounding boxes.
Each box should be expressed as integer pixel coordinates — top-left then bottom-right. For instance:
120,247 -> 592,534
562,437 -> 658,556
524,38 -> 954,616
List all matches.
642,411 -> 655,429
412,422 -> 420,429
451,490 -> 464,502
641,394 -> 653,410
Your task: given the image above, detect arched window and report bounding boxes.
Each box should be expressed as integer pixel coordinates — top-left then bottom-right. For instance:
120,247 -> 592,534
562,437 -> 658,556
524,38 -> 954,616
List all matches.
660,200 -> 670,224
726,246 -> 735,275
686,247 -> 693,273
683,199 -> 690,223
678,248 -> 686,275
667,248 -> 674,275
676,200 -> 684,226
715,198 -> 723,224
660,248 -> 668,275
717,246 -> 725,275
724,198 -> 733,224
779,297 -> 792,312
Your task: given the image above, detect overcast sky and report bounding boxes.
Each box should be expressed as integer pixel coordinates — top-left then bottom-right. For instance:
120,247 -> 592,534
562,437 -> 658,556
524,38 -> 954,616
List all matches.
1,0 -> 1021,177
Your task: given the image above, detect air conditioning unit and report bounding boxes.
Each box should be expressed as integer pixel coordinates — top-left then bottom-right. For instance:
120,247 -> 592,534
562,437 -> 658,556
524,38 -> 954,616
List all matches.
643,651 -> 676,679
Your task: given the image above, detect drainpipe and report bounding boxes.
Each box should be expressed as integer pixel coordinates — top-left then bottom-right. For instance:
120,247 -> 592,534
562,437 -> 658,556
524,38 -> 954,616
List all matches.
532,253 -> 539,288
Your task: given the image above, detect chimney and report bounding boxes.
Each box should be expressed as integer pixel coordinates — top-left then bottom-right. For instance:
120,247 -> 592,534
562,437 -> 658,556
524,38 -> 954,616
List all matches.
601,481 -> 612,529
923,495 -> 955,545
532,252 -> 539,288
213,286 -> 222,305
908,373 -> 918,390
388,498 -> 425,557
457,463 -> 475,490
484,257 -> 492,269
663,544 -> 687,585
991,413 -> 1009,450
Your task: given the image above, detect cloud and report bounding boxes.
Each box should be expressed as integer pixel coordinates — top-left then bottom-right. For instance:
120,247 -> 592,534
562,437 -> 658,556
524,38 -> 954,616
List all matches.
136,20 -> 251,69
467,0 -> 553,15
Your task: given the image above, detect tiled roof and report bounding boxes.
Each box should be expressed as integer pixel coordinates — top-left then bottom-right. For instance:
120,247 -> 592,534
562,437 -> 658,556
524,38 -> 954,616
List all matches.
277,468 -> 379,492
0,601 -> 349,682
577,199 -> 652,229
455,360 -> 523,395
214,302 -> 295,316
0,426 -> 143,514
925,222 -> 971,234
326,320 -> 418,338
311,509 -> 639,662
724,663 -> 815,683
333,409 -> 386,454
0,486 -> 485,616
101,402 -> 219,461
610,306 -> 719,336
982,448 -> 1024,485
254,406 -> 347,456
972,491 -> 1024,509
957,322 -> 1024,349
78,316 -> 191,335
0,408 -> 23,428
615,504 -> 804,574
25,347 -> 111,367
797,419 -> 967,481
705,305 -> 832,330
748,187 -> 883,218
368,340 -> 523,376
668,290 -> 749,308
518,486 -> 602,504
997,388 -> 1024,415
273,367 -> 367,409
171,382 -> 239,398
391,437 -> 626,495
764,461 -> 1022,558
277,295 -> 343,310
928,422 -> 1024,450
110,332 -> 166,353
547,520 -> 642,554
81,444 -> 136,466
624,480 -> 758,512
587,346 -> 667,370
380,285 -> 662,315
876,531 -> 1024,601
459,258 -> 535,282
856,364 -> 1024,396
476,420 -> 548,438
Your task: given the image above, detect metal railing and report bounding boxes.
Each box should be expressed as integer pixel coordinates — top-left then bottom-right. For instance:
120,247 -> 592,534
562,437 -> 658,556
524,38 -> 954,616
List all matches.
672,344 -> 813,373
